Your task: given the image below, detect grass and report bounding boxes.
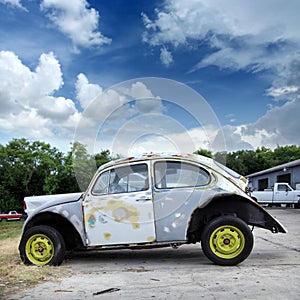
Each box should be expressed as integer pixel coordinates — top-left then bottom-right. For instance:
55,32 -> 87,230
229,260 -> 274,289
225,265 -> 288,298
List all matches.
0,221 -> 71,299
0,221 -> 23,240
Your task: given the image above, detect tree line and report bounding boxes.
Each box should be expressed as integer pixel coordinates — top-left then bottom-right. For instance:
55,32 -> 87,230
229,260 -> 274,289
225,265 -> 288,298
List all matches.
195,145 -> 300,175
1,138 -> 299,213
0,139 -> 112,213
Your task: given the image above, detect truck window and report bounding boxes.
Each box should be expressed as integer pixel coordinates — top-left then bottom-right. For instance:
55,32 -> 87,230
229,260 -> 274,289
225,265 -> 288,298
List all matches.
154,161 -> 210,189
277,184 -> 291,192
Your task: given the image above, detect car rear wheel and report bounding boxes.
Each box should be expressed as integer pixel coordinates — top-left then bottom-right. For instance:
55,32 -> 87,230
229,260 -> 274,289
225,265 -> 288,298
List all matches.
201,216 -> 253,266
19,225 -> 65,266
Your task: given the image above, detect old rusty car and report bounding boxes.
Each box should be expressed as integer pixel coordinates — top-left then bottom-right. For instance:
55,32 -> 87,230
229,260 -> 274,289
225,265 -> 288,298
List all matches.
19,154 -> 286,266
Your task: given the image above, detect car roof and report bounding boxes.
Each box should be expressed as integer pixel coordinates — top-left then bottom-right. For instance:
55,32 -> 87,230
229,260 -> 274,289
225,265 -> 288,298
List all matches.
97,153 -> 215,173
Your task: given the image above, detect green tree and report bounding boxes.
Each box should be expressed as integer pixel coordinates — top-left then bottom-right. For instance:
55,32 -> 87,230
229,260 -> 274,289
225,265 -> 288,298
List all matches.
194,149 -> 213,158
225,146 -> 300,176
43,148 -> 80,195
272,145 -> 300,165
71,141 -> 97,191
0,139 -> 64,211
94,149 -> 111,168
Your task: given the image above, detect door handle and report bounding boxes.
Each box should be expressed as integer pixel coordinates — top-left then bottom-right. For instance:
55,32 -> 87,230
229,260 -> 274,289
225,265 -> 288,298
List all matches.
136,198 -> 152,202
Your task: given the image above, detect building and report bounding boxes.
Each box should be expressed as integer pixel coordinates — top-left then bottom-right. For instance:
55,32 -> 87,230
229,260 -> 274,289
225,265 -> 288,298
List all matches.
247,159 -> 300,191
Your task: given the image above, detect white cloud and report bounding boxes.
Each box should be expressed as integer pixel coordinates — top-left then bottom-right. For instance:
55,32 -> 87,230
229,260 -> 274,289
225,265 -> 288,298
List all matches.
0,51 -> 64,113
74,80 -> 166,154
128,81 -> 155,99
0,0 -> 26,10
93,95 -> 300,156
127,81 -> 163,113
32,52 -> 64,97
211,99 -> 300,152
141,0 -> 300,154
143,0 -> 300,53
0,50 -> 80,147
41,0 -> 111,51
0,109 -> 52,138
143,0 -> 300,101
1,50 -> 298,156
266,85 -> 299,101
118,94 -> 299,155
37,96 -> 77,121
160,47 -> 173,67
75,73 -> 103,109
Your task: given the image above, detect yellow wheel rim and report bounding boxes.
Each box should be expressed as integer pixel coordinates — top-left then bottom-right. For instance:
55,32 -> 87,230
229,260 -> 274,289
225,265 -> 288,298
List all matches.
209,225 -> 245,259
25,234 -> 54,265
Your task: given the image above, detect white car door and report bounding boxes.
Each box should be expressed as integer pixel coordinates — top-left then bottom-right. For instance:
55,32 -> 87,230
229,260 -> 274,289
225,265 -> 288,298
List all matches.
273,184 -> 294,203
153,160 -> 212,242
83,162 -> 156,246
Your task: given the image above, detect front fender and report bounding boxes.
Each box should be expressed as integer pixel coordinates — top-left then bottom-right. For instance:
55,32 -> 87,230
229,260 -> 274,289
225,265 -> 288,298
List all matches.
23,199 -> 86,248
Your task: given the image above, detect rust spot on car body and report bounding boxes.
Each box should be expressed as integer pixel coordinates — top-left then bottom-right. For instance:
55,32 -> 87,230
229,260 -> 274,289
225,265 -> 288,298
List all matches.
99,200 -> 140,229
104,232 -> 111,240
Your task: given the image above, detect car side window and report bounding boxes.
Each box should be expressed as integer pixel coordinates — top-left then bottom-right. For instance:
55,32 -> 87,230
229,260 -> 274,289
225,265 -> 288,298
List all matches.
92,164 -> 149,195
109,164 -> 149,194
92,171 -> 110,195
154,161 -> 210,189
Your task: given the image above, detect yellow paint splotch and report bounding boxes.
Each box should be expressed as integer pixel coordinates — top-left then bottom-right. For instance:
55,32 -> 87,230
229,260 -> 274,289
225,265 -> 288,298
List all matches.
104,232 -> 111,240
100,200 -> 140,229
147,236 -> 155,242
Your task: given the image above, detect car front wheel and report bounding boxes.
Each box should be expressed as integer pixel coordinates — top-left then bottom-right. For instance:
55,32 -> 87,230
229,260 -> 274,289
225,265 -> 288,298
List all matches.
19,225 -> 65,266
201,216 -> 253,266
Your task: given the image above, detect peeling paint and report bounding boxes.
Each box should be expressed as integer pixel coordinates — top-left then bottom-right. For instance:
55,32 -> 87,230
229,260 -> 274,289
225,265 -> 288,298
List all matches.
163,227 -> 170,233
98,200 -> 140,229
98,214 -> 107,224
147,236 -> 155,242
85,207 -> 100,228
88,214 -> 96,228
104,232 -> 111,240
212,186 -> 226,192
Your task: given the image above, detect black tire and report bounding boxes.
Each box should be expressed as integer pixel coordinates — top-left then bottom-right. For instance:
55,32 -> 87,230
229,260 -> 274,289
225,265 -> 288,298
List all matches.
2,218 -> 7,222
201,216 -> 254,266
19,225 -> 65,266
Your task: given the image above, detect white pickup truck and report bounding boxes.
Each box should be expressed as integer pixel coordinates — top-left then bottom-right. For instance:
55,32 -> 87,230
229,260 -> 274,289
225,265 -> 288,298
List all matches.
251,183 -> 300,207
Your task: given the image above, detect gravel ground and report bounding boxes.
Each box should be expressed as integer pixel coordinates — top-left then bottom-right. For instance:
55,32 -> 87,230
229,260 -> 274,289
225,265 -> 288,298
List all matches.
12,208 -> 300,300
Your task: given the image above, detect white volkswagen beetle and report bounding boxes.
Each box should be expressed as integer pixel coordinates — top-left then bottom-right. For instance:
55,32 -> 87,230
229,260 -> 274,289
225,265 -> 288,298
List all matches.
19,154 -> 286,266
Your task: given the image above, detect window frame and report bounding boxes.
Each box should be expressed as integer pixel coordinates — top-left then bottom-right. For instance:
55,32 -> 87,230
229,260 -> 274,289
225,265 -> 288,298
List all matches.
153,160 -> 211,190
91,162 -> 150,196
91,170 -> 110,195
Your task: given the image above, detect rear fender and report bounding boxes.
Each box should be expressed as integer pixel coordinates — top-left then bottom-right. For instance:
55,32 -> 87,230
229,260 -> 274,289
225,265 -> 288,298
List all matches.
187,193 -> 286,243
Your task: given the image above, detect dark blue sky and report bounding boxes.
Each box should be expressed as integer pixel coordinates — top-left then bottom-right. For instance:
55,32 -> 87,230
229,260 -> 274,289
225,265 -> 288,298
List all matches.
0,0 -> 299,153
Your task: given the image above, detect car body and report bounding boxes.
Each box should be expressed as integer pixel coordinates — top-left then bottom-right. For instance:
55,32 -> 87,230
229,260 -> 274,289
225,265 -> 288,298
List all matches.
19,154 -> 286,266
